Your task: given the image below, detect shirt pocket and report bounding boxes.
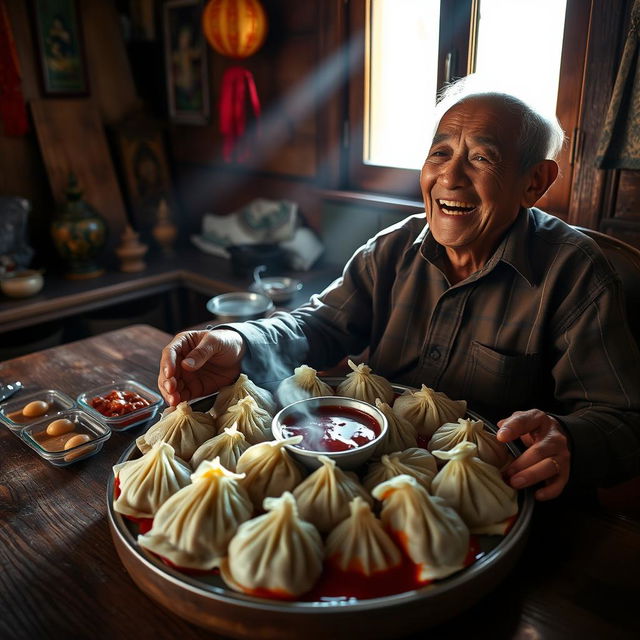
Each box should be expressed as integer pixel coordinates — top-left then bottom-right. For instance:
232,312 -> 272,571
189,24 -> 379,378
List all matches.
463,341 -> 541,413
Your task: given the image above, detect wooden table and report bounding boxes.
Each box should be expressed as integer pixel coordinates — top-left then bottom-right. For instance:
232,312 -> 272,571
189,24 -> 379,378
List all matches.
1,325 -> 639,639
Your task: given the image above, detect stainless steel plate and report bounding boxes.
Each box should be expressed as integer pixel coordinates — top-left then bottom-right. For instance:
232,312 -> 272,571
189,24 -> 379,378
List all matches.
107,382 -> 533,639
206,292 -> 275,322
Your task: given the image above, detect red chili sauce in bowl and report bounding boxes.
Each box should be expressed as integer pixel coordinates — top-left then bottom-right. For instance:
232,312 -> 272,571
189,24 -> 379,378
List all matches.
280,405 -> 381,452
90,389 -> 150,418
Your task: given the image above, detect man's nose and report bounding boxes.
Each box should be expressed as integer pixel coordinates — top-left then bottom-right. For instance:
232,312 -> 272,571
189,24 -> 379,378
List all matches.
438,155 -> 469,188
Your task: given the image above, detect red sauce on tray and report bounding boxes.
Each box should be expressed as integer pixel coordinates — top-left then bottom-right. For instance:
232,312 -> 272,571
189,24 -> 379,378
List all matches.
90,389 -> 150,418
281,405 -> 381,452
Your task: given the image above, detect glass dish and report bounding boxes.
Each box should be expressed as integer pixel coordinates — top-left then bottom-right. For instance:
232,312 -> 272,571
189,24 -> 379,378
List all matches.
77,379 -> 163,432
0,388 -> 76,432
20,408 -> 110,467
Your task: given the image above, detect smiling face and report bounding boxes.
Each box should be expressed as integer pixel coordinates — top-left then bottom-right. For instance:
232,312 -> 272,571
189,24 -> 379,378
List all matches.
421,96 -> 534,275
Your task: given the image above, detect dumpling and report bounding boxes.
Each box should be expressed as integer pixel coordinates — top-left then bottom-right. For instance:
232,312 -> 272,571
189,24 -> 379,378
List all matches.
428,417 -> 512,469
393,385 -> 467,439
325,496 -> 401,576
136,401 -> 216,460
236,436 -> 305,509
363,448 -> 437,493
431,441 -> 518,535
276,364 -> 335,405
293,455 -> 372,533
374,398 -> 417,454
221,492 -> 323,599
190,422 -> 251,471
216,396 -> 271,444
372,474 -> 470,581
138,458 -> 253,570
113,442 -> 192,519
212,373 -> 276,417
335,359 -> 394,405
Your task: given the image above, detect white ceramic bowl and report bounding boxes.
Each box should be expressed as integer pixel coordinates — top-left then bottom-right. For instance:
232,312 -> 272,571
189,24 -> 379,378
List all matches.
272,395 -> 388,470
0,270 -> 44,298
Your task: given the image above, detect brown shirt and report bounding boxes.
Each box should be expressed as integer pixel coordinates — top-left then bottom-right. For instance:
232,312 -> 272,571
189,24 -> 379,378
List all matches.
233,208 -> 640,487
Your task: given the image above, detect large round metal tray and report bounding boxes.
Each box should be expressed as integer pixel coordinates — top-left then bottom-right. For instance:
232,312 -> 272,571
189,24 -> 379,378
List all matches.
107,382 -> 534,639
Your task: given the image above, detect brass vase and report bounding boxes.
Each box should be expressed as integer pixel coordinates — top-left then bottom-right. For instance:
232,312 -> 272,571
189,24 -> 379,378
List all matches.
51,174 -> 108,279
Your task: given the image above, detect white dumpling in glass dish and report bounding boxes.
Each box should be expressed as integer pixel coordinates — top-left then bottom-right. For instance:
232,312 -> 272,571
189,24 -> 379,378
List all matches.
136,401 -> 216,461
113,441 -> 192,520
190,422 -> 251,472
325,496 -> 402,577
293,455 -> 372,533
372,474 -> 470,582
216,396 -> 272,444
220,492 -> 323,599
276,364 -> 335,405
363,447 -> 438,493
393,384 -> 467,440
431,441 -> 518,535
428,417 -> 512,470
236,435 -> 305,509
138,458 -> 253,571
211,373 -> 277,417
373,398 -> 418,454
335,359 -> 394,405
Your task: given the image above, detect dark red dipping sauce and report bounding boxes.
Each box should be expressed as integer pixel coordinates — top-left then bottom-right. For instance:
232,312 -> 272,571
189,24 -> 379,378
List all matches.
90,389 -> 150,417
281,405 -> 380,452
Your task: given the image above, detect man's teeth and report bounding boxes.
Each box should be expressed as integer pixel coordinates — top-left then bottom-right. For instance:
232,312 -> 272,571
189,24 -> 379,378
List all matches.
437,199 -> 476,214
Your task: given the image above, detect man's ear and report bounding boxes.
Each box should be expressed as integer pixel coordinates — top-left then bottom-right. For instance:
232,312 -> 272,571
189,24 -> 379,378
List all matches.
520,160 -> 559,207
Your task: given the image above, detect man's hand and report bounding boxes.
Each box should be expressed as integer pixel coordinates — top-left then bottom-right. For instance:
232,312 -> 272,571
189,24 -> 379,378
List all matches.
158,329 -> 246,406
496,409 -> 571,501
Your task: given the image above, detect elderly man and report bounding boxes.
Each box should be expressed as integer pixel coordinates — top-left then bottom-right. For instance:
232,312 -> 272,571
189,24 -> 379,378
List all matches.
159,79 -> 640,501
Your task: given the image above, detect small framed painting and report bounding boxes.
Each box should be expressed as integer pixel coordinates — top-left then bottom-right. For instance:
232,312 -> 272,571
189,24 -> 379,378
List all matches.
163,0 -> 210,124
30,0 -> 89,96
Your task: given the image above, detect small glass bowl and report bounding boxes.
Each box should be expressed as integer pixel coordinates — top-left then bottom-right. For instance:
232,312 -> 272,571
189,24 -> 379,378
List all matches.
272,396 -> 388,471
77,380 -> 163,432
19,408 -> 110,467
0,389 -> 76,432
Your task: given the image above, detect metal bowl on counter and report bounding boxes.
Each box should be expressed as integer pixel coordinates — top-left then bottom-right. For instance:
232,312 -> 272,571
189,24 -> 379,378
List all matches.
206,291 -> 275,323
248,265 -> 303,304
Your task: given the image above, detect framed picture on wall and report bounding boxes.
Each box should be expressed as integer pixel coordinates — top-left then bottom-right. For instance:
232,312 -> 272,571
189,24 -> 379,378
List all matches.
30,0 -> 89,96
163,0 -> 210,124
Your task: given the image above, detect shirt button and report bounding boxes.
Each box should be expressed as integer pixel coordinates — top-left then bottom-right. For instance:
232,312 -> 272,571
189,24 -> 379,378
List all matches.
429,346 -> 441,361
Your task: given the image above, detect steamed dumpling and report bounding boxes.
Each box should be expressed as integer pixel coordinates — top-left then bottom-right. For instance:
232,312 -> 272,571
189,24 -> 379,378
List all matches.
363,448 -> 437,493
374,398 -> 418,454
276,365 -> 335,405
325,496 -> 401,576
217,396 -> 272,444
113,442 -> 192,519
136,401 -> 216,460
393,385 -> 467,439
212,373 -> 276,416
190,422 -> 251,471
428,417 -> 512,469
335,360 -> 394,405
372,474 -> 470,581
138,458 -> 253,570
431,441 -> 518,535
293,455 -> 372,533
236,436 -> 305,509
221,492 -> 323,599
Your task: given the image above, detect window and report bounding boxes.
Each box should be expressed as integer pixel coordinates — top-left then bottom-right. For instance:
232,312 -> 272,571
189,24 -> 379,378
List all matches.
346,0 -> 590,217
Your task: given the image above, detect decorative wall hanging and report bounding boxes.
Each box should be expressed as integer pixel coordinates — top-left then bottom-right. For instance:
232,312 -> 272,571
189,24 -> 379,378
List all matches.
201,0 -> 268,162
164,0 -> 210,124
30,0 -> 89,96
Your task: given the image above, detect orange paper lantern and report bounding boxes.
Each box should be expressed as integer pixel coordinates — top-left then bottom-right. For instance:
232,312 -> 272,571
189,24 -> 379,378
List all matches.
202,0 -> 268,60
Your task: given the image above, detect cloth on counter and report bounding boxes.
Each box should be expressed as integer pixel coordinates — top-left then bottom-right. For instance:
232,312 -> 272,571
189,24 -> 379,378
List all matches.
191,198 -> 324,271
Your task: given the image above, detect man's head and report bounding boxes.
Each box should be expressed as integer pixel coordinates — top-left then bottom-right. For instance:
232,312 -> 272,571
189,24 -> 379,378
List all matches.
420,80 -> 562,273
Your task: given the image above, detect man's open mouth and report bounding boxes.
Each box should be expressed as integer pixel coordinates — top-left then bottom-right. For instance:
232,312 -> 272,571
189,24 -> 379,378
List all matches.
437,199 -> 477,215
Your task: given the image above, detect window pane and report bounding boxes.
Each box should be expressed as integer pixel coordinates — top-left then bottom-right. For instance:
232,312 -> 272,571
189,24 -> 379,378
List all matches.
367,0 -> 440,169
473,0 -> 568,119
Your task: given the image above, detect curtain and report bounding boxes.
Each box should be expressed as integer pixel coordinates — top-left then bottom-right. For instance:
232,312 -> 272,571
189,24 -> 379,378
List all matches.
596,0 -> 640,169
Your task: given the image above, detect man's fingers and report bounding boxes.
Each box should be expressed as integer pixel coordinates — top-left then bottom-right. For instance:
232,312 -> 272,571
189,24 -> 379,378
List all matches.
496,409 -> 546,442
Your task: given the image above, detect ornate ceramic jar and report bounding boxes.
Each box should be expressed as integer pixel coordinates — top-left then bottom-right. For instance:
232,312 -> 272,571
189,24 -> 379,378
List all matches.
51,174 -> 107,279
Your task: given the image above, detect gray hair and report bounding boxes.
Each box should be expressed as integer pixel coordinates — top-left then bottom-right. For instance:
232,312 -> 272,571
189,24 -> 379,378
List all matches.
432,75 -> 565,173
